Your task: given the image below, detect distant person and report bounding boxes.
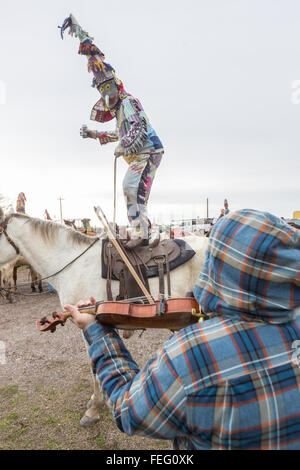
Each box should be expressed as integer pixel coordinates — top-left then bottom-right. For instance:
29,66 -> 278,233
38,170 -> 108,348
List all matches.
16,192 -> 26,214
65,208 -> 300,450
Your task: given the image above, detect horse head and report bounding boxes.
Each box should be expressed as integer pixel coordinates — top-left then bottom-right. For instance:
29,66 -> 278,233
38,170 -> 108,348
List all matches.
0,208 -> 20,268
0,193 -> 14,215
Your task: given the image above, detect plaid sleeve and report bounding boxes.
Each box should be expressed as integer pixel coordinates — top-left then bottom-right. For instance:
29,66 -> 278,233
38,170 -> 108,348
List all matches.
84,322 -> 188,439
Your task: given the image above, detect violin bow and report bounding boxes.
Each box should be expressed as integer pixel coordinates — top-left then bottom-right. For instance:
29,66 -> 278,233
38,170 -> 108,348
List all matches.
94,206 -> 155,305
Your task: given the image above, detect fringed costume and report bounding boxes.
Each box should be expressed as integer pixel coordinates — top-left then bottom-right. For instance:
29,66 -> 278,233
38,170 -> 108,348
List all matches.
60,15 -> 164,248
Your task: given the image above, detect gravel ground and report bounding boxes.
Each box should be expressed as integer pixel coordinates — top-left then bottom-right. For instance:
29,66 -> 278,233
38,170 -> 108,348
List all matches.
0,269 -> 171,450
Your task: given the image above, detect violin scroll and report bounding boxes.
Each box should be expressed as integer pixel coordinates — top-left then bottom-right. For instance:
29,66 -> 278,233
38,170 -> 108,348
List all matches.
36,306 -> 96,333
36,311 -> 70,333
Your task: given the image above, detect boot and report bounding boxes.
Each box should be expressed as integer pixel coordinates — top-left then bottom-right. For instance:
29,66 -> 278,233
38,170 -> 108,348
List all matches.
122,227 -> 149,251
123,237 -> 144,251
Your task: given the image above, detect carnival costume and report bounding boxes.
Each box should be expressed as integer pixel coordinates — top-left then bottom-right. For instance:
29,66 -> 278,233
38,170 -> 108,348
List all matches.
16,192 -> 26,214
59,15 -> 164,249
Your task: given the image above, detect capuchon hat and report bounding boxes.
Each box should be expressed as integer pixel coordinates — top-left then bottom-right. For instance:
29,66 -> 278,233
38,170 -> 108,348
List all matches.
59,14 -> 127,122
59,14 -> 119,88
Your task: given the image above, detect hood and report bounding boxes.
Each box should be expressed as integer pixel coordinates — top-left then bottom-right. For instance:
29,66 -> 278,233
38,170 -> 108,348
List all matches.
194,209 -> 300,324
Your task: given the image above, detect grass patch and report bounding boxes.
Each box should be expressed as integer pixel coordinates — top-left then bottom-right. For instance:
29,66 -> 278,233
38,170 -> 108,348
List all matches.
41,416 -> 60,426
73,380 -> 90,393
41,438 -> 62,450
95,433 -> 106,449
31,407 -> 40,417
0,420 -> 9,428
7,412 -> 18,421
0,385 -> 18,399
8,427 -> 27,440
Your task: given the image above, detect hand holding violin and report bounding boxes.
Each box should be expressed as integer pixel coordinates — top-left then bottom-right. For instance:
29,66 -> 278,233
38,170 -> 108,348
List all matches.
64,296 -> 97,329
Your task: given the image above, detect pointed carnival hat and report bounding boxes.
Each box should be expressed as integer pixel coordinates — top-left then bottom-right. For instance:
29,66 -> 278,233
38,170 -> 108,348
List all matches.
59,14 -> 127,121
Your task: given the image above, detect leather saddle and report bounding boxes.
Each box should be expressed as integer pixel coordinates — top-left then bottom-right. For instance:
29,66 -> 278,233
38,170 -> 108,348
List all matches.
101,238 -> 196,281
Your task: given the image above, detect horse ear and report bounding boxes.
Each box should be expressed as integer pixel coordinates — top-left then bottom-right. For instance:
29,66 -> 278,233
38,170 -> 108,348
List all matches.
0,193 -> 14,217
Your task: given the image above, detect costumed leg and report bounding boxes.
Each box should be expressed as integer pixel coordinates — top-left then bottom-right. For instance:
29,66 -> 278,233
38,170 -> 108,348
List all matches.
137,152 -> 163,236
123,157 -> 149,240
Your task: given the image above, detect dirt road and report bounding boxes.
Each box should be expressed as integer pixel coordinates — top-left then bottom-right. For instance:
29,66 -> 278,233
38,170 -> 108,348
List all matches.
0,269 -> 171,450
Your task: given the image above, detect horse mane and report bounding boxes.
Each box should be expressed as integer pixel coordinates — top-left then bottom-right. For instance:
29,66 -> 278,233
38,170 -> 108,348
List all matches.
13,213 -> 97,246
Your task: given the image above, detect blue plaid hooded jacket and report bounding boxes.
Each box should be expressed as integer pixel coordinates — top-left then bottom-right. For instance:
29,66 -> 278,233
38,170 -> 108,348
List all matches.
84,209 -> 300,450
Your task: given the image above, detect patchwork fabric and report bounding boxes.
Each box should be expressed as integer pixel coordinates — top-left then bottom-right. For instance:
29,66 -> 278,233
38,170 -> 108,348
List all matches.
123,152 -> 163,237
83,209 -> 300,449
116,96 -> 163,157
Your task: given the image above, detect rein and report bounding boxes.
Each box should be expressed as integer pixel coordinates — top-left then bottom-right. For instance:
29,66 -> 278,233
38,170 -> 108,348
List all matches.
38,236 -> 100,282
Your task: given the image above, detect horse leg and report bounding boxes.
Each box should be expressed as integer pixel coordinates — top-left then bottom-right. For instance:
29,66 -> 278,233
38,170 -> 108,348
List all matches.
79,333 -> 104,428
80,374 -> 104,428
2,264 -> 14,302
30,268 -> 37,292
4,280 -> 13,303
13,266 -> 17,292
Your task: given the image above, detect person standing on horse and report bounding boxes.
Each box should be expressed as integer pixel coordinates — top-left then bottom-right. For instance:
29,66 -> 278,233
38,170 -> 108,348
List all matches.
59,15 -> 164,250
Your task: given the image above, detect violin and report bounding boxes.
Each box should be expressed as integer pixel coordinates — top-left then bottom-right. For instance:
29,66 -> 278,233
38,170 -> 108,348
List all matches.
36,297 -> 206,333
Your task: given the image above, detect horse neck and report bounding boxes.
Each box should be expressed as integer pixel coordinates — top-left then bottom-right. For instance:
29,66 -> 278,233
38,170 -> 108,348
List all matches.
7,216 -> 87,278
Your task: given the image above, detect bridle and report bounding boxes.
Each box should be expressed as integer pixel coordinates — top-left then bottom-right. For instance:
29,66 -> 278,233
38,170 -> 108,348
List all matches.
0,215 -> 20,255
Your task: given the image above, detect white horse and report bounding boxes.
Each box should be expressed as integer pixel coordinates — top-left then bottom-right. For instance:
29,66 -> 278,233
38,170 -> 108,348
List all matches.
0,207 -> 208,426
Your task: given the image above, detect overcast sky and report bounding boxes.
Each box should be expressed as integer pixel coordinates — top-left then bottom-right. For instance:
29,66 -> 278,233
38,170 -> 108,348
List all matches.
1,0 -> 300,226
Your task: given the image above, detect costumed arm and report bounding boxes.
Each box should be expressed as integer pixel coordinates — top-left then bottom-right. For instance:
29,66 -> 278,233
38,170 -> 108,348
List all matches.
83,322 -> 188,439
80,125 -> 119,144
98,127 -> 119,145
